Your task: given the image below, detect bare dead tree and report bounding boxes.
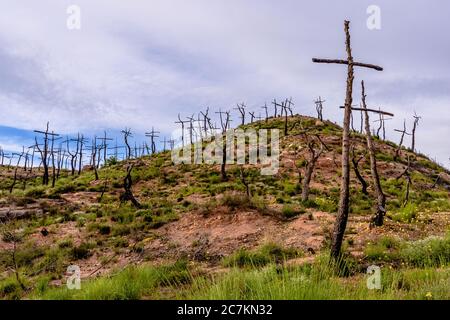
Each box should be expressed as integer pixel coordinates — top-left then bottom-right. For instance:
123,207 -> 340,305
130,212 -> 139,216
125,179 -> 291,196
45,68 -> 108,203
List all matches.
261,103 -> 269,122
301,135 -> 325,202
285,97 -> 294,116
34,123 -> 59,185
314,97 -> 325,121
0,222 -> 27,290
313,20 -> 383,260
121,128 -> 133,159
361,80 -> 391,227
145,127 -> 160,154
272,99 -> 280,117
78,135 -> 87,175
65,134 -> 80,176
200,107 -> 211,136
120,165 -> 141,208
351,145 -> 368,195
239,167 -> 251,198
234,103 -> 246,125
96,131 -> 113,166
216,109 -> 232,181
50,133 -> 61,187
248,111 -> 256,123
397,155 -> 412,207
373,112 -> 392,141
160,137 -> 167,152
91,137 -> 99,181
10,149 -> 25,193
186,115 -> 197,145
411,112 -> 421,153
168,139 -> 175,151
175,114 -> 188,148
394,120 -> 411,161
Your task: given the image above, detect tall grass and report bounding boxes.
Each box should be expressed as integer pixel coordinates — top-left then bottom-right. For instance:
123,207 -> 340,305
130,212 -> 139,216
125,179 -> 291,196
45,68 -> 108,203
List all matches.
184,263 -> 450,300
34,260 -> 190,300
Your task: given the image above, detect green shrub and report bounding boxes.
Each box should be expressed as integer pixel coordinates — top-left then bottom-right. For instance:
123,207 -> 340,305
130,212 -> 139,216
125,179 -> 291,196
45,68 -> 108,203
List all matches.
98,225 -> 111,235
223,244 -> 301,268
71,243 -> 93,260
281,205 -> 304,218
392,203 -> 418,223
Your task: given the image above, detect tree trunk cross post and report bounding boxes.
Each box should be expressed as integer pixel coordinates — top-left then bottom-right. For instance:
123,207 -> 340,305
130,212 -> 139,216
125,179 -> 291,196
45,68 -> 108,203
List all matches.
361,81 -> 388,227
312,20 -> 383,261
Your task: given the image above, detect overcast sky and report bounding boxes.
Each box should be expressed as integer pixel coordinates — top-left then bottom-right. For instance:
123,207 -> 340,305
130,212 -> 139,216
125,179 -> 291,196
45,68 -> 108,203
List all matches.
0,1 -> 449,167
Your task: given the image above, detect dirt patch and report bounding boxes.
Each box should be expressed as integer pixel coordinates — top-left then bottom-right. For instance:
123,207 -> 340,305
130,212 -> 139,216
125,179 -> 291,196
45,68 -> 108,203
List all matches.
61,192 -> 100,206
144,208 -> 334,261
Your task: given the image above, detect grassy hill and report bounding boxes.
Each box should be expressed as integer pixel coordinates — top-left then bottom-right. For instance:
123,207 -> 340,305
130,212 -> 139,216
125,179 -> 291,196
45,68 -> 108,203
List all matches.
0,115 -> 449,299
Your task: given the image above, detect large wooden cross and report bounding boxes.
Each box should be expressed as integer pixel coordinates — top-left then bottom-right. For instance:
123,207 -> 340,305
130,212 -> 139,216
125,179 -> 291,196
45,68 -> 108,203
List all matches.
312,20 -> 383,260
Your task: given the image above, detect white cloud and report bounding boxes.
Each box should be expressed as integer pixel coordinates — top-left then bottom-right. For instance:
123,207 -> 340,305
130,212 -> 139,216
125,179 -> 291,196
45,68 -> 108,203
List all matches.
0,1 -> 448,166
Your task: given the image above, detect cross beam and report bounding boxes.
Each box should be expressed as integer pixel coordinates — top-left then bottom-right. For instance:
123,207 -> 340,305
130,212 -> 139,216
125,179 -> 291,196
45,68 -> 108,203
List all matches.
339,106 -> 394,117
312,58 -> 383,71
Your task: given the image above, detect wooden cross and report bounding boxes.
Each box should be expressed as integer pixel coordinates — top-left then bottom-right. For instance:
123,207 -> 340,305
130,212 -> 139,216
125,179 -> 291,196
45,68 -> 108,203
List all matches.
314,96 -> 326,121
313,20 -> 383,260
145,127 -> 160,154
261,103 -> 269,122
394,120 -> 412,160
186,115 -> 197,145
249,111 -> 256,123
97,131 -> 113,165
373,112 -> 393,140
285,97 -> 294,116
175,114 -> 189,148
200,107 -> 211,136
272,99 -> 281,117
160,137 -> 167,152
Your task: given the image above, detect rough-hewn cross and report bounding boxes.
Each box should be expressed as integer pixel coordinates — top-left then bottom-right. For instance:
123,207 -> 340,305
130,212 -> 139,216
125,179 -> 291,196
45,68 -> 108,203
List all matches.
145,127 -> 160,154
312,20 -> 383,260
314,96 -> 326,121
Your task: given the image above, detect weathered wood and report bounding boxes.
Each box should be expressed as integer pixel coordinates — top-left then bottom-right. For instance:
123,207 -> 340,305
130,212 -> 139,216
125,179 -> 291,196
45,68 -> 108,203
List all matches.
361,81 -> 386,227
339,106 -> 394,117
312,58 -> 383,71
301,136 -> 324,202
351,146 -> 368,195
411,113 -> 421,153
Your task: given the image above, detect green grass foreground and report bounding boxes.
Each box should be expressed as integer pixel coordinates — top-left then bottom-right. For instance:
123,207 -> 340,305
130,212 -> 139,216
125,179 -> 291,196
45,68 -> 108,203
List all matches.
28,256 -> 449,300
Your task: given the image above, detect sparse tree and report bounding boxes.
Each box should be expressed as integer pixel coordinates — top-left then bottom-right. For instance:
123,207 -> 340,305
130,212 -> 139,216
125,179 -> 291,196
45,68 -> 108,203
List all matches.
411,112 -> 421,153
120,165 -> 141,208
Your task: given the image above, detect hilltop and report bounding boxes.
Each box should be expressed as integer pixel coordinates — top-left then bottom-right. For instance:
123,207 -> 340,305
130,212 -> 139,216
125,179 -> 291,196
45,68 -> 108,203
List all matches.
1,115 -> 449,299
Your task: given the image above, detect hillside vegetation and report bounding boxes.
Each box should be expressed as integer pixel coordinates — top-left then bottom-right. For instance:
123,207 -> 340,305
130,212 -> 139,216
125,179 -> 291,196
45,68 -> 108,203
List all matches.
1,115 -> 449,300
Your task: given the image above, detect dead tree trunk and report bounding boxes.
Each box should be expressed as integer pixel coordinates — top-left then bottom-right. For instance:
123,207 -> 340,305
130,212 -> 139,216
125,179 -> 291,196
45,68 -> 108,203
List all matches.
216,110 -> 231,181
91,138 -> 99,181
120,165 -> 141,208
394,121 -> 409,161
361,81 -> 386,227
411,113 -> 421,153
315,97 -> 325,121
50,135 -> 57,187
351,146 -> 368,195
121,129 -> 132,159
239,167 -> 251,197
301,138 -> 324,202
10,150 -> 24,193
313,20 -> 383,260
397,156 -> 412,207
